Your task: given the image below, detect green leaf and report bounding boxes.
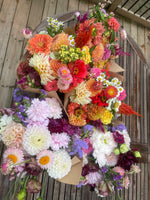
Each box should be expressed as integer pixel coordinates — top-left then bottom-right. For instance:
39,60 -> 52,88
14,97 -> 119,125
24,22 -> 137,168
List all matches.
110,30 -> 115,43
89,45 -> 96,54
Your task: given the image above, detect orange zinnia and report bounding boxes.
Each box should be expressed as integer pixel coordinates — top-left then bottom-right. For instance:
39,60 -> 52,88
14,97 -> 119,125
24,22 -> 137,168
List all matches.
27,34 -> 52,55
50,33 -> 69,52
50,59 -> 68,77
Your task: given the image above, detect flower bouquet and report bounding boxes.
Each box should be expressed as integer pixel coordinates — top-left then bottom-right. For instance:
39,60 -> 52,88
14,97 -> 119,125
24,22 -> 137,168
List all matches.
0,3 -> 142,200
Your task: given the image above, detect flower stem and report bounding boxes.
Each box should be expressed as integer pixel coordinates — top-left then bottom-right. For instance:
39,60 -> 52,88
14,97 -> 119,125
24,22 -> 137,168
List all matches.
40,172 -> 48,198
117,191 -> 123,200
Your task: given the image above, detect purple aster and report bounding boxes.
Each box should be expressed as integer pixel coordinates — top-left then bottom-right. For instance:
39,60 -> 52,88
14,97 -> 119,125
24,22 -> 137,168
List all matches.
112,124 -> 127,132
83,125 -> 95,133
101,166 -> 108,174
13,88 -> 22,102
69,139 -> 88,158
113,174 -> 122,181
18,104 -> 25,112
113,131 -> 125,144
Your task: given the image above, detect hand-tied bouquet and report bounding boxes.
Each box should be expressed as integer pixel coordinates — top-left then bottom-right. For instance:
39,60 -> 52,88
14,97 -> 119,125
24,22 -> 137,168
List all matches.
0,4 -> 142,200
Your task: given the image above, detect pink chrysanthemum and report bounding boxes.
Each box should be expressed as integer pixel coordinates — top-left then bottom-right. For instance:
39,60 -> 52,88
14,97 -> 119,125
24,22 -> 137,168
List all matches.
57,78 -> 70,90
105,152 -> 118,167
36,150 -> 55,169
85,172 -> 103,185
113,166 -> 125,176
58,66 -> 71,78
2,122 -> 26,148
46,98 -> 62,119
50,132 -> 70,151
3,148 -> 24,164
26,99 -> 50,122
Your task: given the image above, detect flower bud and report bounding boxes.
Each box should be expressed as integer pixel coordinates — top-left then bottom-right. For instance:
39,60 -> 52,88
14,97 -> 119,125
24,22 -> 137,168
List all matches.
134,151 -> 141,158
114,148 -> 120,155
26,179 -> 42,193
120,143 -> 128,153
17,188 -> 26,200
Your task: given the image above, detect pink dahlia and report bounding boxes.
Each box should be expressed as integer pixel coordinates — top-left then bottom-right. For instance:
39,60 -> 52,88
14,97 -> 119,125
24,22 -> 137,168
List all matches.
26,99 -> 50,122
105,152 -> 118,167
50,132 -> 70,151
36,150 -> 55,169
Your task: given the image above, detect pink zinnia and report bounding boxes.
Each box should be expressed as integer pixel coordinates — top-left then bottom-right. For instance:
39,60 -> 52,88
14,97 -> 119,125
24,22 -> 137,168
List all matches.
26,99 -> 51,122
105,152 -> 118,167
113,166 -> 125,176
58,66 -> 71,78
107,17 -> 120,32
82,138 -> 93,155
44,80 -> 58,91
50,132 -> 70,151
117,89 -> 126,101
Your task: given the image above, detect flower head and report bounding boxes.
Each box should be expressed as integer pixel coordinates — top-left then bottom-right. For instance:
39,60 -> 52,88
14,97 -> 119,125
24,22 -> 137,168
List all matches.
36,150 -> 55,169
104,86 -> 118,99
44,80 -> 58,91
107,17 -> 120,32
26,179 -> 42,193
46,98 -> 62,119
50,33 -> 69,52
27,34 -> 52,55
47,150 -> 71,179
22,28 -> 32,39
3,148 -> 24,164
25,158 -> 42,176
23,126 -> 51,155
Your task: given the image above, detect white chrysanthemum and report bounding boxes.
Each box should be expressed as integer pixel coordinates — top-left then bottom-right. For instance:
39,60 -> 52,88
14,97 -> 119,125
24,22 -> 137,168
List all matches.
117,129 -> 131,149
0,115 -> 13,136
117,86 -> 124,94
47,150 -> 71,179
106,98 -> 121,112
68,35 -> 75,47
103,79 -> 110,87
70,82 -> 91,105
29,53 -> 55,85
46,98 -> 62,119
90,129 -> 117,167
23,126 -> 51,156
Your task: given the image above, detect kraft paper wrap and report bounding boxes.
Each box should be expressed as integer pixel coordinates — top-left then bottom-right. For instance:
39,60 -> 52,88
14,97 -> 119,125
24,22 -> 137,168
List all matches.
57,156 -> 83,185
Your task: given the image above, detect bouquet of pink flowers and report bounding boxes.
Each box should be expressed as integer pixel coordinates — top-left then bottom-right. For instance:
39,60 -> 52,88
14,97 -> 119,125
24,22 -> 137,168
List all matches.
0,3 -> 142,200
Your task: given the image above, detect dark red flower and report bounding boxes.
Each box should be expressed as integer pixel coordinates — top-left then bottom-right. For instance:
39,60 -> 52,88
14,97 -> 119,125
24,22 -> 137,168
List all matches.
82,162 -> 99,176
25,158 -> 42,176
91,90 -> 108,107
113,131 -> 125,144
117,151 -> 138,171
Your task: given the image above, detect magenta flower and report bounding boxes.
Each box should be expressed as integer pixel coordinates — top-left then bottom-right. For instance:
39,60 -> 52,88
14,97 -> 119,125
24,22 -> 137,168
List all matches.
22,28 -> 32,39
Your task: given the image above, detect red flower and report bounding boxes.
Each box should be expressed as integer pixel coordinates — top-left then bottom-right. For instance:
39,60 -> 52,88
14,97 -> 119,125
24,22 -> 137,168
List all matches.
43,80 -> 58,91
68,59 -> 87,85
104,86 -> 118,99
91,90 -> 108,107
107,17 -> 120,32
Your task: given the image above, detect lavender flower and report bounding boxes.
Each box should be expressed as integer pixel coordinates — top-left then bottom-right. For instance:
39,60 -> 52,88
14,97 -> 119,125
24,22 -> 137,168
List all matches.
70,139 -> 88,158
13,88 -> 22,102
113,174 -> 122,181
83,125 -> 95,134
101,166 -> 108,174
112,124 -> 127,132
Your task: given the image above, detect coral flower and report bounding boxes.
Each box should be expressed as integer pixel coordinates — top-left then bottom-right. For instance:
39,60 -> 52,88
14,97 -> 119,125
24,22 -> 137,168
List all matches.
107,17 -> 120,32
43,80 -> 58,91
50,33 -> 69,52
50,59 -> 68,77
92,43 -> 104,68
27,34 -> 52,55
104,85 -> 118,99
86,79 -> 103,97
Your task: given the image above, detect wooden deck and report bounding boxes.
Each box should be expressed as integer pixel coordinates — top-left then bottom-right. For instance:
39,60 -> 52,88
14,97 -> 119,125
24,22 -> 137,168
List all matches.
0,0 -> 150,199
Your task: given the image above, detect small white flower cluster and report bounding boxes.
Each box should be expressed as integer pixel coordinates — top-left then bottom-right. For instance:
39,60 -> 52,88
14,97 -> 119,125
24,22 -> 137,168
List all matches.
47,17 -> 64,32
68,35 -> 76,47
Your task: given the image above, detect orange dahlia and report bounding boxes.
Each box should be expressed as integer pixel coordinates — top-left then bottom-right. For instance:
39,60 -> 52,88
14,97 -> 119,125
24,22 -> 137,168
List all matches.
92,43 -> 104,68
87,104 -> 103,121
50,59 -> 68,77
50,33 -> 69,52
68,114 -> 87,127
104,86 -> 118,99
67,102 -> 87,119
86,79 -> 102,97
27,34 -> 52,55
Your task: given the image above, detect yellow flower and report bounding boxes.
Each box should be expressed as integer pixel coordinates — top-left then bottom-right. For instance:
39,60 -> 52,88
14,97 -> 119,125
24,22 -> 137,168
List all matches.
82,46 -> 91,64
99,108 -> 113,125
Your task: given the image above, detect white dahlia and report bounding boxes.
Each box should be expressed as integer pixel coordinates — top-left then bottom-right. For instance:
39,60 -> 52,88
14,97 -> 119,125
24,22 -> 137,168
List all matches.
22,126 -> 51,156
47,150 -> 71,179
45,98 -> 62,119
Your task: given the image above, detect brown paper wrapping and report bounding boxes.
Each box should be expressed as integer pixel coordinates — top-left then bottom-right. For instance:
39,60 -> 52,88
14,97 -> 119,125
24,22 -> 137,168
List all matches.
111,119 -> 125,126
109,61 -> 125,72
57,156 -> 83,185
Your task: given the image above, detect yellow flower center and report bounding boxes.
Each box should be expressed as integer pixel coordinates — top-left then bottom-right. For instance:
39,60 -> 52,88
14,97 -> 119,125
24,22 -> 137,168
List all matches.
39,156 -> 50,165
74,68 -> 79,75
115,102 -> 120,108
108,88 -> 115,96
38,42 -> 44,47
104,139 -> 107,144
7,155 -> 18,163
75,108 -> 83,117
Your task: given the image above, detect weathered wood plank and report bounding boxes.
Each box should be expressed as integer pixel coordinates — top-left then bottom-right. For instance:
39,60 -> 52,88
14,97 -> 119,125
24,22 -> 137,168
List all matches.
107,0 -> 124,12
79,0 -> 89,11
0,0 -> 32,87
68,0 -> 79,11
42,0 -> 58,20
56,0 -> 68,15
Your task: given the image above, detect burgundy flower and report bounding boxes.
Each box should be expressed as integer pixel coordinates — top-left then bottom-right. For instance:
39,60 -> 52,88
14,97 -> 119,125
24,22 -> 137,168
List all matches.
25,158 -> 42,176
113,131 -> 125,144
82,162 -> 99,176
117,151 -> 138,171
